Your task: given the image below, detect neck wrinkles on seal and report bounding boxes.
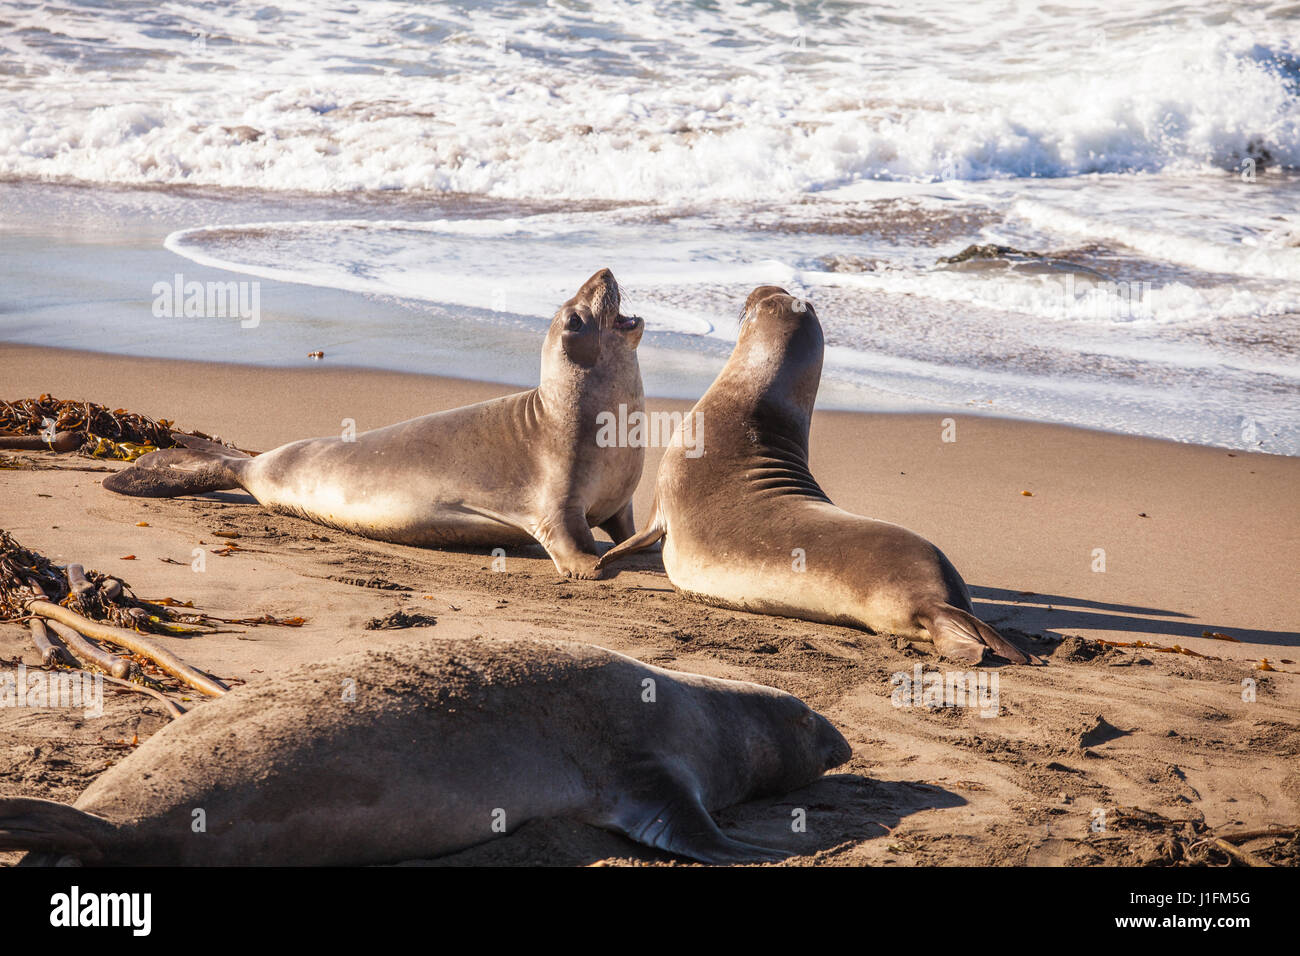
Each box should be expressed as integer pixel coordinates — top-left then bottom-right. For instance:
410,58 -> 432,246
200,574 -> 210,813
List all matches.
743,426 -> 828,501
710,351 -> 830,504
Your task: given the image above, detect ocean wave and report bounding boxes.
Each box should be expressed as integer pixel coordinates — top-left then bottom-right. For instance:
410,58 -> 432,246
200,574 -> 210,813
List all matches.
0,0 -> 1296,199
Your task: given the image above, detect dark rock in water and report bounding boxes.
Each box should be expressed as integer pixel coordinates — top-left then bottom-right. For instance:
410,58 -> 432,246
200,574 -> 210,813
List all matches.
1243,139 -> 1272,169
364,609 -> 437,630
938,243 -> 1046,264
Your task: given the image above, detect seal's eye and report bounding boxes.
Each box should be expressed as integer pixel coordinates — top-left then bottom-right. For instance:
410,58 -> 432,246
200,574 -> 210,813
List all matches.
566,314 -> 583,332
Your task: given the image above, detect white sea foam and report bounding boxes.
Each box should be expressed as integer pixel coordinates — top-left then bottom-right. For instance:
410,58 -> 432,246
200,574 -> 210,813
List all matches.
0,1 -> 1296,198
1010,199 -> 1300,283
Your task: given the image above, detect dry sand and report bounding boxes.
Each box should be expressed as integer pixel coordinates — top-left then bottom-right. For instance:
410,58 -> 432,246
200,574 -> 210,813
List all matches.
1,342 -> 1297,866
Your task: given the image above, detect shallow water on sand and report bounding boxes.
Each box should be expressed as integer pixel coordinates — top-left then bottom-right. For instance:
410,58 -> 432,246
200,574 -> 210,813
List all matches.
3,180 -> 1297,455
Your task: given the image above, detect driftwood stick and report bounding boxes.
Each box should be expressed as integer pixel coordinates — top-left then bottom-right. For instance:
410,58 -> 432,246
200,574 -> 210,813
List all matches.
46,620 -> 132,680
29,618 -> 75,668
0,431 -> 82,452
1216,826 -> 1298,844
28,600 -> 228,698
1210,838 -> 1274,868
98,673 -> 186,720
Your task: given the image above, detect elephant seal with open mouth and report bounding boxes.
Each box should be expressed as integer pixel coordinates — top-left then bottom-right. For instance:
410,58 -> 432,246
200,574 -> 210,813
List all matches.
103,269 -> 645,579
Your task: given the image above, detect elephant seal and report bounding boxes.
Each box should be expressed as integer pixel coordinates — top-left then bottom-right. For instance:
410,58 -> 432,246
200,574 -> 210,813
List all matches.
103,269 -> 645,578
597,287 -> 1034,665
0,637 -> 851,865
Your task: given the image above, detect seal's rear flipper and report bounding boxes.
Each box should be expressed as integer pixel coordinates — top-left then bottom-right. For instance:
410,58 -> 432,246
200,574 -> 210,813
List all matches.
102,442 -> 247,499
594,500 -> 665,571
0,797 -> 115,862
604,778 -> 788,865
922,604 -> 1038,665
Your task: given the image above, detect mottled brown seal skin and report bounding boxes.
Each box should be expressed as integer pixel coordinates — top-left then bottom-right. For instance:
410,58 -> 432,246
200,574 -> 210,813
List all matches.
103,269 -> 645,579
0,637 -> 851,866
598,287 -> 1035,665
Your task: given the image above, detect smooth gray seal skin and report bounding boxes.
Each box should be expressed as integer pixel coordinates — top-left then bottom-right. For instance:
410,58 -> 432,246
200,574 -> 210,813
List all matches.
0,637 -> 852,865
103,269 -> 645,579
597,287 -> 1035,665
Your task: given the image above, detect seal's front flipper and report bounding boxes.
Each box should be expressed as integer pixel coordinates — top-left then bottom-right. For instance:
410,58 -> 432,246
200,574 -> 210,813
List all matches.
594,499 -> 664,571
0,797 -> 115,862
536,506 -> 606,579
463,503 -> 603,578
922,604 -> 1037,665
604,778 -> 787,865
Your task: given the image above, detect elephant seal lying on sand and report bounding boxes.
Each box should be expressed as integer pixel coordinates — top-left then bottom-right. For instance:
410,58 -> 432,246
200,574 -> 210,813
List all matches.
0,636 -> 850,865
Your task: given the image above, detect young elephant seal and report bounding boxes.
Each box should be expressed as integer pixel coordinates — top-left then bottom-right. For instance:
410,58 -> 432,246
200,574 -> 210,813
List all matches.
0,637 -> 851,865
597,287 -> 1035,665
103,269 -> 645,579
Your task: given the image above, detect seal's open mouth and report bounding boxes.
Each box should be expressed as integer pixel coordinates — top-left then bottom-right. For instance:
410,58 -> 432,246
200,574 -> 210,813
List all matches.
614,314 -> 641,331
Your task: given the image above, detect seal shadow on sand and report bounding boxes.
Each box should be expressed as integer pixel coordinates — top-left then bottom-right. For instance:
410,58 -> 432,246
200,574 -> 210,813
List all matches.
711,775 -> 964,857
164,505 -> 1298,651
970,585 -> 1300,650
190,490 -> 258,504
598,554 -> 1298,650
418,775 -> 962,866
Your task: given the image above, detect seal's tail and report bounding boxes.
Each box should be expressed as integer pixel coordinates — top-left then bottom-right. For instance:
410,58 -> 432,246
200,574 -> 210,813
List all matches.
103,434 -> 250,498
920,604 -> 1037,665
0,797 -> 116,862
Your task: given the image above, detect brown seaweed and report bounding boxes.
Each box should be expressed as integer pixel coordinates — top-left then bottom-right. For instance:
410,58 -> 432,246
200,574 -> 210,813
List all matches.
0,395 -> 255,459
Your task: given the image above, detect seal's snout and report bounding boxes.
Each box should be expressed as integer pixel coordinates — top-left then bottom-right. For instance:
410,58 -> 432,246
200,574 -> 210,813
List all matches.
579,268 -> 643,341
579,267 -> 622,328
821,718 -> 852,771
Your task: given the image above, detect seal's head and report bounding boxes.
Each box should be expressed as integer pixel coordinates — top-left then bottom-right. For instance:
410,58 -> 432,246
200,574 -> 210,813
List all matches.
741,285 -> 793,319
543,268 -> 644,373
725,285 -> 825,426
743,688 -> 852,798
687,676 -> 852,807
